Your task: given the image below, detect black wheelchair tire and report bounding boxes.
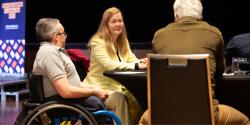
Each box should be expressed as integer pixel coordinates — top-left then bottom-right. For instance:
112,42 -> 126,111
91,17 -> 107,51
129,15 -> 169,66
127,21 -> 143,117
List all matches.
22,101 -> 98,125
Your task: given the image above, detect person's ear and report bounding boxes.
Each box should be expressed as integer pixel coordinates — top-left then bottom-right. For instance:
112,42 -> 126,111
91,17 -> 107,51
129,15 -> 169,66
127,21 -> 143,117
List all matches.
174,12 -> 179,22
52,34 -> 59,43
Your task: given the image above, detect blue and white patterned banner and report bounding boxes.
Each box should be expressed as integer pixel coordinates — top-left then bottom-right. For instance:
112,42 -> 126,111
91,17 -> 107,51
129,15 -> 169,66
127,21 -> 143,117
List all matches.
0,0 -> 25,74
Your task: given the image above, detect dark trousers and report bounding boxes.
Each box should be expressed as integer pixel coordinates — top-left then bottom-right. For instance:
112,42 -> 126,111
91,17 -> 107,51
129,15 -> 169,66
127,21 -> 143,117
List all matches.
14,95 -> 106,125
46,95 -> 106,111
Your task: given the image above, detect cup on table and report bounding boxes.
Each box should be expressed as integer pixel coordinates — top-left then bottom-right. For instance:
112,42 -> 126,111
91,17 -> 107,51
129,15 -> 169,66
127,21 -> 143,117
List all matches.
232,57 -> 248,75
231,57 -> 240,73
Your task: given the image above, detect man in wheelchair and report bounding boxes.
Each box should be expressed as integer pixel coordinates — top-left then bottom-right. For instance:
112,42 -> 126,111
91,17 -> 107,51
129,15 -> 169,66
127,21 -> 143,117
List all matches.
15,18 -> 129,125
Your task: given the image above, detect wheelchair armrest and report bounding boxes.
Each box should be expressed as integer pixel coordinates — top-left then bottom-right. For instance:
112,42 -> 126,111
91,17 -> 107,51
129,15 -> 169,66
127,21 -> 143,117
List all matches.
23,99 -> 43,109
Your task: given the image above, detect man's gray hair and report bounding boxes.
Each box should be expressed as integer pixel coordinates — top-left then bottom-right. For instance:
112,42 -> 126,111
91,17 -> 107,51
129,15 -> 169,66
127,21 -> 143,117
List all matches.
35,18 -> 63,42
173,0 -> 203,20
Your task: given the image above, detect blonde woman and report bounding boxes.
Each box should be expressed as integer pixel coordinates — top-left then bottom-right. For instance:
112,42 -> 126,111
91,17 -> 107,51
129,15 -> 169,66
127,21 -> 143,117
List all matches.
81,7 -> 147,125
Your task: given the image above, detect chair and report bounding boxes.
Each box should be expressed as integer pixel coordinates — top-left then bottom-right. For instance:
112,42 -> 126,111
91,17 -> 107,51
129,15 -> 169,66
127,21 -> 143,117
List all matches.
21,74 -> 121,125
147,54 -> 215,125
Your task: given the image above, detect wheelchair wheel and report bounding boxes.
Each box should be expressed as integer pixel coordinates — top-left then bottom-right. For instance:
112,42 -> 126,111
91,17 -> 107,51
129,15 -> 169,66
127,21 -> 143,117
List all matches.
22,101 -> 98,125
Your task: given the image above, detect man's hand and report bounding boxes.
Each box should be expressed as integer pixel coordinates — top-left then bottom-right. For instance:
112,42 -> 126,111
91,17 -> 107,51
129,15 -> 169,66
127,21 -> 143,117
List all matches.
93,88 -> 109,101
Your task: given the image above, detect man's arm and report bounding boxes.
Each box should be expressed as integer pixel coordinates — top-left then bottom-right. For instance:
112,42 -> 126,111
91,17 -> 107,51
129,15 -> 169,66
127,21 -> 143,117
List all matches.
53,77 -> 108,100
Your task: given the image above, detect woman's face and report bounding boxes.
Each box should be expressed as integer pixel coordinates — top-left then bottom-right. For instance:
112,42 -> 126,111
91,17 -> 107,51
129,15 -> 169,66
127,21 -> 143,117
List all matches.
108,12 -> 124,38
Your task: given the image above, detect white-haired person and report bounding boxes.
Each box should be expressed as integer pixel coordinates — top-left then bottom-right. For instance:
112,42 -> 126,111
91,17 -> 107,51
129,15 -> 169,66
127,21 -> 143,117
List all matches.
139,0 -> 250,124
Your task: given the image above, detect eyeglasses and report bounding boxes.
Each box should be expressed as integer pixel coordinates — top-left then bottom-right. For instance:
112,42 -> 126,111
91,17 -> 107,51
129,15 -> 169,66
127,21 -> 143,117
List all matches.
56,32 -> 67,38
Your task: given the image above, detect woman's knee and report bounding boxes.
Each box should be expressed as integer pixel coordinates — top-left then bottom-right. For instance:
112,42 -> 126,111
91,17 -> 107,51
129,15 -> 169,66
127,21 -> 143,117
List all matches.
110,91 -> 128,102
104,91 -> 128,110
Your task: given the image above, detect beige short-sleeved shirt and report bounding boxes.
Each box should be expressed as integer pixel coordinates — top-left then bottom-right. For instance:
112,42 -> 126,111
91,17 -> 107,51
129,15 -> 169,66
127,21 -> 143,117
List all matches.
32,42 -> 81,98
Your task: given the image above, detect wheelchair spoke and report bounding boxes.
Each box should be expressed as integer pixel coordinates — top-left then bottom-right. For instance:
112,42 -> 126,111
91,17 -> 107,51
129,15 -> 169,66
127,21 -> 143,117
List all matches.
23,102 -> 98,125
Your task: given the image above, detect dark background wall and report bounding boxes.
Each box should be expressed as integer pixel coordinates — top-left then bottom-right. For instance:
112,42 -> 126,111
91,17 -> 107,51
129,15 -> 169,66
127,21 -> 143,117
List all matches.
26,0 -> 250,46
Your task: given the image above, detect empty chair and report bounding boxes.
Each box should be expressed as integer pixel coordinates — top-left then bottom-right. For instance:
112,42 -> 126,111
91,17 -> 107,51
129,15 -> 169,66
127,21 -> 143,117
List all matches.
147,54 -> 214,125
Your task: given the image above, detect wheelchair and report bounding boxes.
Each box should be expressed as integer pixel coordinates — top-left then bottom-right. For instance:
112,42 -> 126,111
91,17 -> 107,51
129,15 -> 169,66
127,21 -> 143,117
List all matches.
19,74 -> 121,125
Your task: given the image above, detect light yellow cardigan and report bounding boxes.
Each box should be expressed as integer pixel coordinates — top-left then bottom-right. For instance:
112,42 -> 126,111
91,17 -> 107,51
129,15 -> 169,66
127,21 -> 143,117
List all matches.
82,37 -> 139,92
82,37 -> 142,122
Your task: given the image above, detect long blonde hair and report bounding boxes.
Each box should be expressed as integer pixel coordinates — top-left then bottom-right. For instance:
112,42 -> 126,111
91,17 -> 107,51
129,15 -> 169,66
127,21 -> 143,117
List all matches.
88,7 -> 130,58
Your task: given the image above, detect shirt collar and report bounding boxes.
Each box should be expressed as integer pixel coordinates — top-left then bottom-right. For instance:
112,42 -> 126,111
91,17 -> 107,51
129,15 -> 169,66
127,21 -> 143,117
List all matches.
176,16 -> 199,24
40,42 -> 62,50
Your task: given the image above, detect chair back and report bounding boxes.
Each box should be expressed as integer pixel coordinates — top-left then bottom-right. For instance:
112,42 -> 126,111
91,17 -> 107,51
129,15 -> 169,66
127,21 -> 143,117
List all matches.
147,54 -> 214,125
28,74 -> 45,102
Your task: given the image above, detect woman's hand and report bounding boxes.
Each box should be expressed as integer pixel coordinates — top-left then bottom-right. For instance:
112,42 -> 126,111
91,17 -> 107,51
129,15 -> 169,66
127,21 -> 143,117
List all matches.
138,57 -> 147,69
139,62 -> 147,69
139,57 -> 148,63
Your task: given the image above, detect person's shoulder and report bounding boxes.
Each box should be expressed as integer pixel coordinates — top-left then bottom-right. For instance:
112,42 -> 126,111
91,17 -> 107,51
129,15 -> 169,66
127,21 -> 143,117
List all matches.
90,35 -> 105,45
201,21 -> 222,35
228,32 -> 250,43
232,33 -> 250,39
154,23 -> 174,36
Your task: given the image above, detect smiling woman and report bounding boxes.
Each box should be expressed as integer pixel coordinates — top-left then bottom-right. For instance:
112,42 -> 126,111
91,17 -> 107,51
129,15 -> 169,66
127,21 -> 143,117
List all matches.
108,12 -> 124,39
